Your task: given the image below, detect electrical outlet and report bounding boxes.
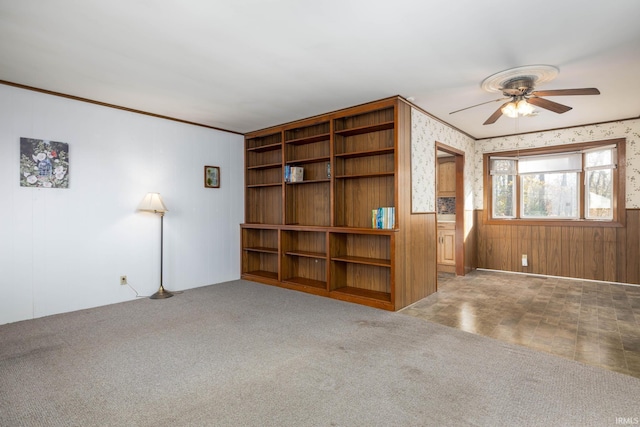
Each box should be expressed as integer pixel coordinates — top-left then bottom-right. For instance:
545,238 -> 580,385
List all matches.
521,255 -> 528,267
120,275 -> 127,285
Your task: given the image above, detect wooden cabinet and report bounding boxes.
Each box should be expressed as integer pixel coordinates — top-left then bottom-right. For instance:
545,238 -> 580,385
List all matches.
241,97 -> 434,311
437,222 -> 456,269
437,158 -> 456,197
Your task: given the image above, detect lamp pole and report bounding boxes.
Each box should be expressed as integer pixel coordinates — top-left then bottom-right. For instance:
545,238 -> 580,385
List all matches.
150,210 -> 173,299
138,192 -> 173,299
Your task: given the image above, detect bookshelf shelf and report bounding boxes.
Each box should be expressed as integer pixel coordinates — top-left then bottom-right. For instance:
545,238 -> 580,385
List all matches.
285,155 -> 330,165
247,142 -> 282,153
334,147 -> 395,159
285,133 -> 331,145
331,287 -> 392,303
285,179 -> 330,185
246,182 -> 282,188
245,246 -> 278,254
335,172 -> 394,180
282,277 -> 327,290
331,255 -> 391,268
244,270 -> 279,281
285,250 -> 326,259
334,121 -> 394,137
247,162 -> 282,170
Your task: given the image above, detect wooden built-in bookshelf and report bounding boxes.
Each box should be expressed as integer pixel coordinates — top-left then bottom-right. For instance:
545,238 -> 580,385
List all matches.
241,226 -> 279,282
241,97 -> 435,310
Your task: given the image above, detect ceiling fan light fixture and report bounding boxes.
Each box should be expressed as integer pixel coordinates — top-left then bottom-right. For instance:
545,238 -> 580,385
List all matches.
516,99 -> 534,116
501,102 -> 518,118
455,64 -> 600,125
501,98 -> 534,118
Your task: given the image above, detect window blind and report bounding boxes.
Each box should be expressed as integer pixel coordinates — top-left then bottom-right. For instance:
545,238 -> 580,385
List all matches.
518,152 -> 582,174
584,146 -> 617,170
489,158 -> 516,175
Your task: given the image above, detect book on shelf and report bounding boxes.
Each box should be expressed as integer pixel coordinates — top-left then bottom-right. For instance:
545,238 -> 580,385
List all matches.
284,165 -> 304,183
290,166 -> 304,182
372,207 -> 395,229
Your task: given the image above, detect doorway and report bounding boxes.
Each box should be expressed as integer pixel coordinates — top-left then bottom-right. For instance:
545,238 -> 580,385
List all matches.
435,143 -> 465,276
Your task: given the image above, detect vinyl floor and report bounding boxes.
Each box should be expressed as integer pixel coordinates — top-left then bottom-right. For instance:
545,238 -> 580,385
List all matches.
401,269 -> 640,379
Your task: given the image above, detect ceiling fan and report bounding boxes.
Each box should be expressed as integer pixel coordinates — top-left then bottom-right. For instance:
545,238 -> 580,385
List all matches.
450,65 -> 600,125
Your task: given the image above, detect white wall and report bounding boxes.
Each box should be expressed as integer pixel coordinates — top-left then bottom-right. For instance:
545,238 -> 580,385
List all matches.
0,85 -> 244,325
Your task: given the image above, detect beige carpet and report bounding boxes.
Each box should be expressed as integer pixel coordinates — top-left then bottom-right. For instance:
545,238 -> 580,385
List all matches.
1,280 -> 639,426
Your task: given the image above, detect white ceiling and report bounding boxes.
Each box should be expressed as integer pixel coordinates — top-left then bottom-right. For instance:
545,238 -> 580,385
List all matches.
1,0 -> 639,139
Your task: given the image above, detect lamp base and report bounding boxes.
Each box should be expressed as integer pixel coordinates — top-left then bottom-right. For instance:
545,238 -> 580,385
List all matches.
150,285 -> 174,299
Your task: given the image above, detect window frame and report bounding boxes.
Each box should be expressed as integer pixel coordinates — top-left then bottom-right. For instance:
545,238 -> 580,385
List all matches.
483,138 -> 625,227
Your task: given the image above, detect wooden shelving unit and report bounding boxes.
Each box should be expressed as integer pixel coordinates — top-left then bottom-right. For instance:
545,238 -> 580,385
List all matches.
328,231 -> 392,306
245,132 -> 283,225
281,229 -> 328,293
284,121 -> 331,227
241,226 -> 280,282
241,97 -> 435,311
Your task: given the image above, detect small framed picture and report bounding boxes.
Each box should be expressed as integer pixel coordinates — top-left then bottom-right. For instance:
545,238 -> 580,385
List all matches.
204,166 -> 220,188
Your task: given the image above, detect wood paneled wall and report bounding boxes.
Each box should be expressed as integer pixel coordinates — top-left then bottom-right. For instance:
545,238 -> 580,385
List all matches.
476,209 -> 640,284
396,101 -> 437,308
464,209 -> 477,273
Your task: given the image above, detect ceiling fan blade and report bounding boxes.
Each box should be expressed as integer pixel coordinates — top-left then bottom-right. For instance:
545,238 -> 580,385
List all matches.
483,102 -> 511,125
531,88 -> 600,97
450,97 -> 509,115
527,97 -> 572,114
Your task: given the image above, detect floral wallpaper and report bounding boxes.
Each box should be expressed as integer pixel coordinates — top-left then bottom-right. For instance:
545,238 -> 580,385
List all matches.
411,108 -> 640,212
411,108 -> 475,213
474,119 -> 640,209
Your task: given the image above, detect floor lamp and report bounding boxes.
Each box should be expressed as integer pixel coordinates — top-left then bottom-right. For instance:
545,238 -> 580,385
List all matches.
138,192 -> 174,299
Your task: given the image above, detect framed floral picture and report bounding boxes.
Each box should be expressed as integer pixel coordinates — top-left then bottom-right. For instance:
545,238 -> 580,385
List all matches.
20,138 -> 69,188
204,166 -> 220,188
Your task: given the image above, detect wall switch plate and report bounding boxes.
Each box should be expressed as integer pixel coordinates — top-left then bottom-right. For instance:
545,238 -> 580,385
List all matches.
120,275 -> 127,285
521,255 -> 528,267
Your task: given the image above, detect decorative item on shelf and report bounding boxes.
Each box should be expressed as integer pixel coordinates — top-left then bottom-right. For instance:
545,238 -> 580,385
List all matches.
204,166 -> 220,188
290,166 -> 304,182
137,192 -> 174,299
372,207 -> 395,229
326,162 -> 331,179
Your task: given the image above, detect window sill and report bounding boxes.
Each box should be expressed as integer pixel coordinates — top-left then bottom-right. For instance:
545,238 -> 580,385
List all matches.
484,217 -> 624,228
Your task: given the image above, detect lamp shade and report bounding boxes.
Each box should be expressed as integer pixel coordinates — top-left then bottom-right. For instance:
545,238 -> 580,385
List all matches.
516,99 -> 534,116
501,98 -> 534,119
501,102 -> 518,118
137,192 -> 168,213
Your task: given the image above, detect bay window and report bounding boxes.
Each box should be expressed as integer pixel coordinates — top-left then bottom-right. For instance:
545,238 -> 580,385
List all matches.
485,139 -> 624,225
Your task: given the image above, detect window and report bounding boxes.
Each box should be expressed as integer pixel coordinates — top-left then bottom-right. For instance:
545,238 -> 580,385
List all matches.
518,152 -> 582,219
485,139 -> 624,224
490,159 -> 516,218
584,147 -> 616,219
